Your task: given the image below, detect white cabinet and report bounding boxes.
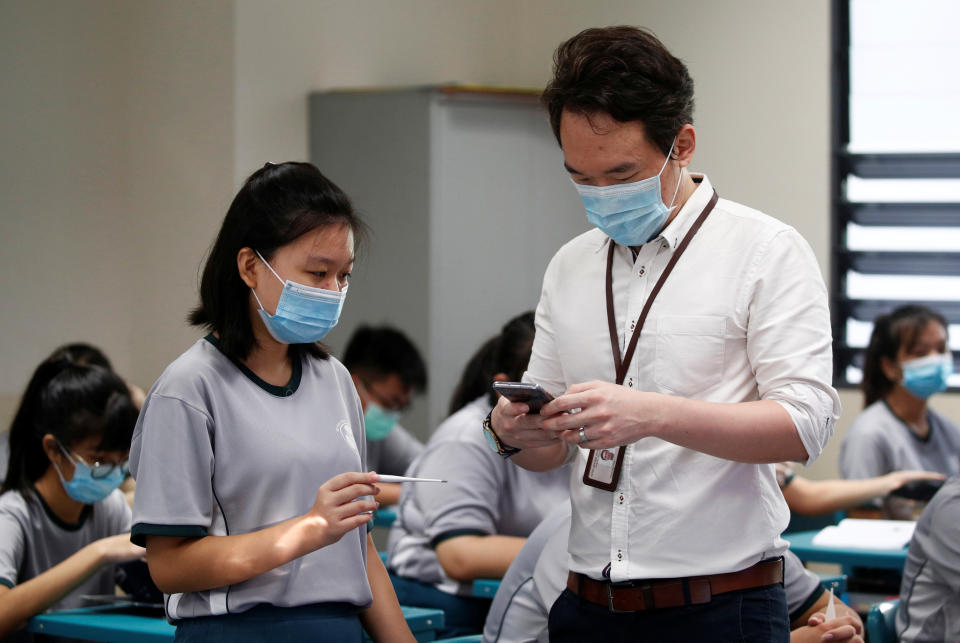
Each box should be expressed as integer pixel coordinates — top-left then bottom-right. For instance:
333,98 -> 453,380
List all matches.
310,86 -> 588,433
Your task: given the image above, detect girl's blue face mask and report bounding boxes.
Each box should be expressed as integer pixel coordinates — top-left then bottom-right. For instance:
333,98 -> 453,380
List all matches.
572,138 -> 682,247
53,444 -> 127,505
252,251 -> 347,344
901,353 -> 953,399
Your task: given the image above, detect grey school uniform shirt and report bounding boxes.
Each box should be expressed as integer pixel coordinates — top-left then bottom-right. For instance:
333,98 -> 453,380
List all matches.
130,336 -> 371,620
897,475 -> 960,642
366,423 -> 423,476
483,503 -> 823,643
387,396 -> 571,597
840,400 -> 960,479
0,488 -> 131,605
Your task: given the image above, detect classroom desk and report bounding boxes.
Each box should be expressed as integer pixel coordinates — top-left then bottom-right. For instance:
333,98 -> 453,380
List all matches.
373,506 -> 398,528
472,579 -> 500,598
786,530 -> 908,571
28,603 -> 445,642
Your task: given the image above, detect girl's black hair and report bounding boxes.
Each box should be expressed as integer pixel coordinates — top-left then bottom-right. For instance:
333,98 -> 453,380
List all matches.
2,361 -> 138,496
447,311 -> 536,414
48,342 -> 113,370
862,304 -> 949,407
189,162 -> 368,362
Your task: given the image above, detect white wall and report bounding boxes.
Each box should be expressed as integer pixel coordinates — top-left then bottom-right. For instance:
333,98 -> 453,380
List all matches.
5,0 -> 957,478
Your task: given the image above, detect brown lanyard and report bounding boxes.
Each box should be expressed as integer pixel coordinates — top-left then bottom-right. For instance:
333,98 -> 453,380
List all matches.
584,189 -> 719,492
605,189 -> 719,385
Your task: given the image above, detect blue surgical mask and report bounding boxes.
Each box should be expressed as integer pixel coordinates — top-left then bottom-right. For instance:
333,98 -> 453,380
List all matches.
364,403 -> 401,441
902,353 -> 953,399
572,138 -> 682,247
52,444 -> 126,505
252,251 -> 346,344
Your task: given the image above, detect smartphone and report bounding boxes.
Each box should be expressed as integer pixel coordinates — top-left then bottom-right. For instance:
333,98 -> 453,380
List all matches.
492,381 -> 554,413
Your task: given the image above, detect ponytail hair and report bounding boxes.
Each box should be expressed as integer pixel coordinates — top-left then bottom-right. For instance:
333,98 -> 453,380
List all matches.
861,304 -> 949,407
447,311 -> 536,415
2,361 -> 137,496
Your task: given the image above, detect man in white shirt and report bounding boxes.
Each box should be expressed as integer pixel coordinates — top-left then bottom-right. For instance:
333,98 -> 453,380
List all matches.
483,26 -> 840,641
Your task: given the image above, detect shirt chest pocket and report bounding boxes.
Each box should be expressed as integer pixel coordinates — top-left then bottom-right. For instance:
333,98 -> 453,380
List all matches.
653,315 -> 726,397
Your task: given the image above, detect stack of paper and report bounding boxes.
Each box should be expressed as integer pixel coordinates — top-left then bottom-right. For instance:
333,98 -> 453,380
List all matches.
812,518 -> 916,550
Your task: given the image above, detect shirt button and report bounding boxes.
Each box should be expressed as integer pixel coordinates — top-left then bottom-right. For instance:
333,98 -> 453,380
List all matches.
628,379 -> 633,387
638,266 -> 645,276
618,494 -> 624,504
629,321 -> 635,330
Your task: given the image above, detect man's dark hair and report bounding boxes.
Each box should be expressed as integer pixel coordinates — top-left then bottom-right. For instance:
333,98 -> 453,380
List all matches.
342,325 -> 427,392
189,162 -> 367,362
862,305 -> 949,407
541,26 -> 695,157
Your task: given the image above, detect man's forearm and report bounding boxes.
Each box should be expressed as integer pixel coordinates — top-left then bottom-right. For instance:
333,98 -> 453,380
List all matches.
654,397 -> 808,463
509,441 -> 570,472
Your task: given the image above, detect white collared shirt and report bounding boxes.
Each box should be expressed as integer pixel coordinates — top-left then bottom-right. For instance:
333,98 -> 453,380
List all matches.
524,174 -> 841,581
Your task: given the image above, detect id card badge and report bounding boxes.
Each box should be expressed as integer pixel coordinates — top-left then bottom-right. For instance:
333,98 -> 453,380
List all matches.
582,445 -> 625,491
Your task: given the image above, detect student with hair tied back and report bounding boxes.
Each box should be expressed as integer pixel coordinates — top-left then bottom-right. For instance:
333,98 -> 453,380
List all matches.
129,162 -> 414,642
485,27 -> 840,640
841,305 -> 960,488
0,358 -> 142,639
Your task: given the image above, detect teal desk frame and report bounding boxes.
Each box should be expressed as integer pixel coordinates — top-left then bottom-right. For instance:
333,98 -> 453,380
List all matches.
786,529 -> 908,571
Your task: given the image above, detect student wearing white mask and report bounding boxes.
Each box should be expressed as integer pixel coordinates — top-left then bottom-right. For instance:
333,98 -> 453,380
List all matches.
841,305 -> 960,517
129,162 -> 414,642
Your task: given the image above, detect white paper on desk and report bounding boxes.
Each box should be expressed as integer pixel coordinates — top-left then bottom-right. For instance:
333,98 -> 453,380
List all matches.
812,518 -> 916,549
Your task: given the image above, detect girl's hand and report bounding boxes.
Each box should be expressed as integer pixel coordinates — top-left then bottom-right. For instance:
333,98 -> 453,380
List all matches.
92,533 -> 145,565
308,471 -> 380,548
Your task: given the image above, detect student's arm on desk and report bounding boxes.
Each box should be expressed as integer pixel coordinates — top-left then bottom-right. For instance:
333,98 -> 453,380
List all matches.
0,534 -> 143,638
790,591 -> 863,643
361,532 -> 416,643
435,535 -> 526,582
783,471 -> 945,515
376,483 -> 402,506
145,472 -> 378,594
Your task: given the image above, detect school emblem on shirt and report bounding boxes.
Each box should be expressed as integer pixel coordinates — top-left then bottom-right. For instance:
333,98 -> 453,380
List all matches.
337,420 -> 360,457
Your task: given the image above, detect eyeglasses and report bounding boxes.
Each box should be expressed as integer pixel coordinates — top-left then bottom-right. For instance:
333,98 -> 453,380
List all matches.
58,442 -> 130,480
359,379 -> 408,413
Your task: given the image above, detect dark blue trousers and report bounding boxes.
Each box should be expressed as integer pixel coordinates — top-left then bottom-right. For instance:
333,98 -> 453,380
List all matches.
548,583 -> 790,642
173,602 -> 363,642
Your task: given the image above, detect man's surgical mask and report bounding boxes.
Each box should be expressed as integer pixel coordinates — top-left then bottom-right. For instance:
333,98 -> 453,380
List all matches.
902,353 -> 953,399
252,251 -> 346,344
572,139 -> 682,247
364,403 -> 401,441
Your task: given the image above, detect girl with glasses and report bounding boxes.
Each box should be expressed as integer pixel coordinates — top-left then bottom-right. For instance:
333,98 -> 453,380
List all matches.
0,359 -> 143,638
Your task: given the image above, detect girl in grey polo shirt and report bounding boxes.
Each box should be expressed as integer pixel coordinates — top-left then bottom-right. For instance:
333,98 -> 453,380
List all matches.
0,359 -> 142,639
129,163 -> 414,642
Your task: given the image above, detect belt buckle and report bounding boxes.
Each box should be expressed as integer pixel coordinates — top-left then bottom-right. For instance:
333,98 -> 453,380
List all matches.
606,581 -> 637,613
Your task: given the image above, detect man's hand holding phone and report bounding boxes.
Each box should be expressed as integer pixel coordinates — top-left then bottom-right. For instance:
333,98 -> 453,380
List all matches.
490,382 -> 564,450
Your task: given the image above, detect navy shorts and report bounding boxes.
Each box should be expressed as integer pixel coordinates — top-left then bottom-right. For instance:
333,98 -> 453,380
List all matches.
173,602 -> 363,643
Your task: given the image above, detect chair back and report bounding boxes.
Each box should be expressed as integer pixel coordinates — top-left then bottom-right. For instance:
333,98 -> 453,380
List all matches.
866,599 -> 900,643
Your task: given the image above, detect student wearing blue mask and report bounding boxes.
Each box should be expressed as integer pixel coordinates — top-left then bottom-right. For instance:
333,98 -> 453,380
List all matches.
129,162 -> 414,642
0,358 -> 143,639
840,305 -> 960,517
342,325 -> 427,505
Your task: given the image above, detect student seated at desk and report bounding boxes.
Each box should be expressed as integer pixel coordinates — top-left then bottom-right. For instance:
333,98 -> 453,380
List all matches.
0,358 -> 143,640
484,503 -> 865,643
343,325 -> 427,506
387,312 -> 571,637
897,475 -> 960,642
840,305 -> 960,518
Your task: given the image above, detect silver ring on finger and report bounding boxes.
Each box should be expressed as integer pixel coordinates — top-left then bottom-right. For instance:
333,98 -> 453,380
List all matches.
578,427 -> 588,443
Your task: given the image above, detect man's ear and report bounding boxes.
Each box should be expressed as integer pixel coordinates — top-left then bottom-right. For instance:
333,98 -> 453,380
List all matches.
673,124 -> 696,169
237,247 -> 260,289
